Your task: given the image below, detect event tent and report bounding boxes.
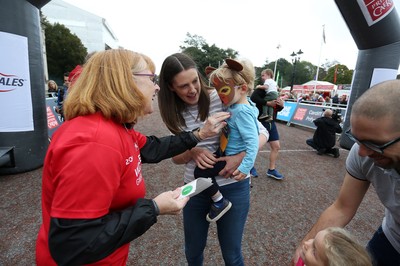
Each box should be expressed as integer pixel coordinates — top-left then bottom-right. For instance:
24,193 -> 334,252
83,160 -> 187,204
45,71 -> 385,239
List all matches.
280,81 -> 339,98
291,80 -> 336,93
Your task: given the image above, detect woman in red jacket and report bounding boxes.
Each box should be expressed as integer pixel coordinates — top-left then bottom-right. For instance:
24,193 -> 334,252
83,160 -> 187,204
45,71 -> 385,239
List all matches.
36,49 -> 229,266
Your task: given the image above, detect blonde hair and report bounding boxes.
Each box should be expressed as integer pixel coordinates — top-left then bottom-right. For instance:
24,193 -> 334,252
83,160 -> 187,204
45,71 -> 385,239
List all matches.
323,227 -> 372,266
209,58 -> 255,94
63,49 -> 155,124
47,80 -> 58,90
261,68 -> 274,78
47,80 -> 56,86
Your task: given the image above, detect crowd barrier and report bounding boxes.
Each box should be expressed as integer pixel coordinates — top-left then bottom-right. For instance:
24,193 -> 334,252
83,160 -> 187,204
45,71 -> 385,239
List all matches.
44,98 -> 347,139
45,97 -> 63,139
277,100 -> 347,130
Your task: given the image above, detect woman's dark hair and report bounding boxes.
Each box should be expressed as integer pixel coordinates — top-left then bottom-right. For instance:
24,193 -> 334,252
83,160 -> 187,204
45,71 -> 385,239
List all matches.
158,53 -> 211,134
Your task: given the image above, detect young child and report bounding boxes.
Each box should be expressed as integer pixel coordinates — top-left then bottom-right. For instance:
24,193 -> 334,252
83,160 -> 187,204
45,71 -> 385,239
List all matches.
297,227 -> 372,266
256,69 -> 278,121
194,58 -> 260,222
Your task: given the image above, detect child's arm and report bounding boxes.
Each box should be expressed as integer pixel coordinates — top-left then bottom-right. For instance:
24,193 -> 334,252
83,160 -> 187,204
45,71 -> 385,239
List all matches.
231,110 -> 259,180
216,115 -> 268,179
256,84 -> 269,90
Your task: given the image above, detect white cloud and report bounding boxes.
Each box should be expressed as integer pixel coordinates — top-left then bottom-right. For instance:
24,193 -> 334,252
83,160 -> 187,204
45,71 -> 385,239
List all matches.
62,0 -> 400,73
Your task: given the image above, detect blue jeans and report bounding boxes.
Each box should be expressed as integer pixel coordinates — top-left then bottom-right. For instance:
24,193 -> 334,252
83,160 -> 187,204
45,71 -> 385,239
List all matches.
183,179 -> 250,266
367,225 -> 400,266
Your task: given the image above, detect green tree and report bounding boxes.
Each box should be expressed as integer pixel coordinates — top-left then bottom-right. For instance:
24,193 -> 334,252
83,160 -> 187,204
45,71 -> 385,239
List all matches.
180,33 -> 239,77
179,33 -> 355,87
291,60 -> 315,86
41,13 -> 87,82
255,58 -> 293,88
323,64 -> 353,84
256,59 -> 316,88
316,66 -> 328,81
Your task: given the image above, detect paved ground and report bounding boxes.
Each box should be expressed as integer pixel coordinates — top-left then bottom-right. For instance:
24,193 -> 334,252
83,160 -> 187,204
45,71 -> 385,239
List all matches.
0,101 -> 384,265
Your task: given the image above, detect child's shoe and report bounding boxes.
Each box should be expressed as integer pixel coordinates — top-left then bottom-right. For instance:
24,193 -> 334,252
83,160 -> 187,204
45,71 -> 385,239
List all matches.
250,167 -> 259,177
206,198 -> 232,222
259,112 -> 269,120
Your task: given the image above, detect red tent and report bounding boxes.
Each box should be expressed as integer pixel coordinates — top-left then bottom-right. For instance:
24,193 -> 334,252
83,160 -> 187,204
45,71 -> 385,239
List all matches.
290,80 -> 336,93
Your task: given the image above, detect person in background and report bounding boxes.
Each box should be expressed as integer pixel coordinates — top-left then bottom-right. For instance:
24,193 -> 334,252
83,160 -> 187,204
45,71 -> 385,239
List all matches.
316,94 -> 325,105
55,72 -> 69,121
292,80 -> 400,266
68,52 -> 97,89
193,58 -> 260,223
256,69 -> 278,121
306,109 -> 342,158
323,96 -> 332,106
36,49 -> 228,266
297,94 -> 308,103
332,93 -> 339,106
311,93 -> 319,102
46,80 -> 59,97
251,77 -> 284,180
157,53 -> 268,265
68,64 -> 82,87
296,227 -> 372,266
339,94 -> 348,105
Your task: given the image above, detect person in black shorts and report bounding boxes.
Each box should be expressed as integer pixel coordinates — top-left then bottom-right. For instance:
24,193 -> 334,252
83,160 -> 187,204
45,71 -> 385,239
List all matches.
250,87 -> 284,180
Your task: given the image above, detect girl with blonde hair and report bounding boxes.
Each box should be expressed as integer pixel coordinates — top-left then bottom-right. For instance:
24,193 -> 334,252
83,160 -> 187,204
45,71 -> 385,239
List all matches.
298,227 -> 372,266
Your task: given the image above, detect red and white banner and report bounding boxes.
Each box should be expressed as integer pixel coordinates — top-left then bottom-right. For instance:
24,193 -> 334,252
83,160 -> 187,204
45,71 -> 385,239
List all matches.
357,0 -> 394,26
290,84 -> 335,93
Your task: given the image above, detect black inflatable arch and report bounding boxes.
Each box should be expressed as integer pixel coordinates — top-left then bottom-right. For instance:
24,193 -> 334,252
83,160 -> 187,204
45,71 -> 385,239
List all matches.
0,0 -> 50,175
335,0 -> 400,149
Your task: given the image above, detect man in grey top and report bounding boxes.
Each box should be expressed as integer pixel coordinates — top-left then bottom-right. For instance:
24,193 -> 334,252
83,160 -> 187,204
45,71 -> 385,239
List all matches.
292,79 -> 400,266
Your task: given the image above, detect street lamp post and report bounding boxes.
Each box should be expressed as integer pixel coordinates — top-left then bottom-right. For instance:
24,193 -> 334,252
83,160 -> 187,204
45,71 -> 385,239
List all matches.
290,49 -> 303,91
273,44 -> 281,81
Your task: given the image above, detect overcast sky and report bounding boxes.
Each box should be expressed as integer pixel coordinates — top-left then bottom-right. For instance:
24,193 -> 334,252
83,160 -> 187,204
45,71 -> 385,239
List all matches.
63,0 -> 400,73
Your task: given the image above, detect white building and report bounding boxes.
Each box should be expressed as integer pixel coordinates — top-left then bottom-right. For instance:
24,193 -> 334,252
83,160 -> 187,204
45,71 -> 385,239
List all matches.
41,0 -> 119,53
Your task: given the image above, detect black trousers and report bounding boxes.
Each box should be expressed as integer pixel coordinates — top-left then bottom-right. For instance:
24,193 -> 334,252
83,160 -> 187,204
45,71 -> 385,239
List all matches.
306,139 -> 335,154
193,150 -> 226,198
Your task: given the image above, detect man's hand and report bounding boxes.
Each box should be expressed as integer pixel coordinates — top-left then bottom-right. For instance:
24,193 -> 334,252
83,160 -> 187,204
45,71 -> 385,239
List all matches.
266,99 -> 284,112
276,98 -> 284,107
266,98 -> 283,107
266,100 -> 277,107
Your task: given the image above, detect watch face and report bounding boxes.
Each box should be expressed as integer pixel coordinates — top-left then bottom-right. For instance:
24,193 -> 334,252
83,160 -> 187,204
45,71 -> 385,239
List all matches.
213,77 -> 237,106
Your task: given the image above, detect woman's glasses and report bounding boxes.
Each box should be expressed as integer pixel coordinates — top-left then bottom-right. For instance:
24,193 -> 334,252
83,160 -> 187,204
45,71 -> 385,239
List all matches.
345,129 -> 400,154
133,73 -> 158,85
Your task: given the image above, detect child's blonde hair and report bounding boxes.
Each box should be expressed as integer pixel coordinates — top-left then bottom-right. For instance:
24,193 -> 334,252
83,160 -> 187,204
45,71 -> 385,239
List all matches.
209,58 -> 255,94
324,227 -> 372,266
261,68 -> 274,78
